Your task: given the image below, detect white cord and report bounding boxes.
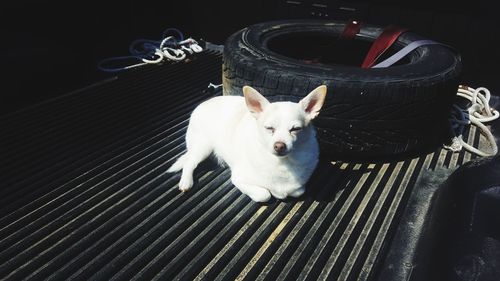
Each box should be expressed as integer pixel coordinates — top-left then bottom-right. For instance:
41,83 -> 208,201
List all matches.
208,83 -> 223,90
445,85 -> 499,157
98,28 -> 203,72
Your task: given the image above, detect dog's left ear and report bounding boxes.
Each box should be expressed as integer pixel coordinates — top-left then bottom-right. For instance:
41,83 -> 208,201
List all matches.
243,86 -> 270,119
300,85 -> 327,120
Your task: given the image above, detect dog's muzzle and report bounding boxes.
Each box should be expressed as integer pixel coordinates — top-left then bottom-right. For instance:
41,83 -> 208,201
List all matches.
274,142 -> 288,156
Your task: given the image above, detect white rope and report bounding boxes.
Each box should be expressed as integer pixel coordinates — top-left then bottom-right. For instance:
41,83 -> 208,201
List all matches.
445,85 -> 499,157
98,28 -> 203,72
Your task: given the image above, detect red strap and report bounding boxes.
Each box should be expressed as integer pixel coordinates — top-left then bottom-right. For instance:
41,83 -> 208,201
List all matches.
340,20 -> 362,40
361,25 -> 408,68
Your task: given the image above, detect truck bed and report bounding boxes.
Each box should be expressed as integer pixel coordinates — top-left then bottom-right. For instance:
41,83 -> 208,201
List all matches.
0,50 -> 491,280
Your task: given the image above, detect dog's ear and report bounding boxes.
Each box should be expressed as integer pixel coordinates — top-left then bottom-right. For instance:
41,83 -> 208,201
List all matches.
243,86 -> 270,119
299,85 -> 327,120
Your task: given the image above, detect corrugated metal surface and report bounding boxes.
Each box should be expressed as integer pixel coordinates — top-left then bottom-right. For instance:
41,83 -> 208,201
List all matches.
0,50 -> 481,280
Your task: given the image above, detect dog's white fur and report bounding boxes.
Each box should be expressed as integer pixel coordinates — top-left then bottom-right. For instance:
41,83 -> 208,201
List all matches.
167,85 -> 327,202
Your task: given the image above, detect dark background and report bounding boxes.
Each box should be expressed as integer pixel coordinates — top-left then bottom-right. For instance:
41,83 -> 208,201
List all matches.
1,0 -> 499,115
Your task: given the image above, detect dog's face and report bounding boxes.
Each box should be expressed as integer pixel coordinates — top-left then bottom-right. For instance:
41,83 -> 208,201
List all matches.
243,85 -> 327,157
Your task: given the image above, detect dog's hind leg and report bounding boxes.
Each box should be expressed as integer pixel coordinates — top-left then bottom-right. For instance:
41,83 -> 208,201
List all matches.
178,142 -> 212,192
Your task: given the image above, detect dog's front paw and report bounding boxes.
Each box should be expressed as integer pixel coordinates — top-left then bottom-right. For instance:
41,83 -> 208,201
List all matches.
270,190 -> 288,200
246,189 -> 272,202
178,176 -> 193,193
289,187 -> 305,198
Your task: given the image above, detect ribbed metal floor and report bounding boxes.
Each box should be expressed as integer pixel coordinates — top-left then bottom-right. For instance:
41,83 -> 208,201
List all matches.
0,50 -> 482,280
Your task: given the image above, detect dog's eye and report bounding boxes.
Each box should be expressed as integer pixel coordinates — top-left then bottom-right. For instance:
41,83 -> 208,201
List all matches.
264,126 -> 275,133
290,127 -> 302,133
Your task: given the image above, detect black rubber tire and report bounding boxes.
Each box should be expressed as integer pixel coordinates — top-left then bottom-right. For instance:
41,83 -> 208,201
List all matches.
222,20 -> 462,159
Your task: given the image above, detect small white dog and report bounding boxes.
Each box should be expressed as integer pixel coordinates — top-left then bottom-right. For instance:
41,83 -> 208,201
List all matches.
167,85 -> 327,202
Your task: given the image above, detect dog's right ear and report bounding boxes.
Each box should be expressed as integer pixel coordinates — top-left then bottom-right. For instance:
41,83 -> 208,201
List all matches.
243,86 -> 270,119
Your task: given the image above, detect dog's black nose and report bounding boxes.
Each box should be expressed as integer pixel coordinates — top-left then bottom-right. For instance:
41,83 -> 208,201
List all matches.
274,142 -> 287,154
